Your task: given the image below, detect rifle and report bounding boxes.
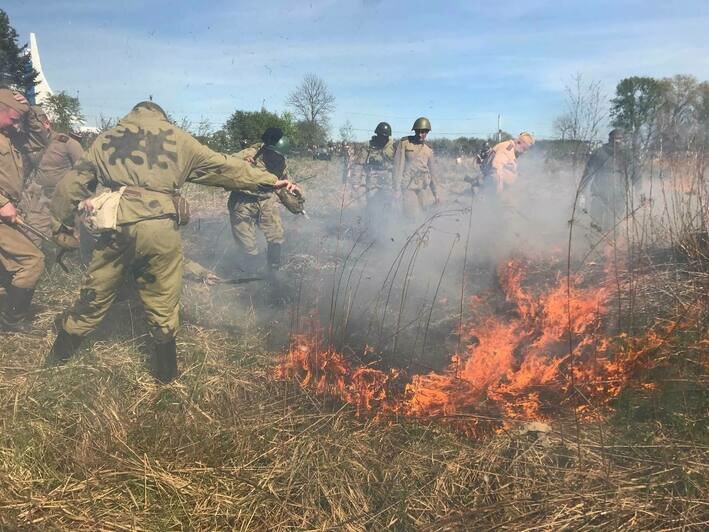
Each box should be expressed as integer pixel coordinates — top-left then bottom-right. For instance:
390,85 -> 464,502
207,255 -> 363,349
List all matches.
15,216 -> 70,273
217,276 -> 264,285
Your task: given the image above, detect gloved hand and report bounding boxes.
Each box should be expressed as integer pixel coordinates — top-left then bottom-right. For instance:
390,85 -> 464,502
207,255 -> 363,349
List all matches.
54,227 -> 79,250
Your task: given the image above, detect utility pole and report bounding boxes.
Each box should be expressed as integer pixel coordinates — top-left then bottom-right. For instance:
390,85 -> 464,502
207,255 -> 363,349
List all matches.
497,114 -> 502,142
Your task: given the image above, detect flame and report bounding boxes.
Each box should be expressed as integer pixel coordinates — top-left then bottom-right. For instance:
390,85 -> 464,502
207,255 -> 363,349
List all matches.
274,257 -> 694,436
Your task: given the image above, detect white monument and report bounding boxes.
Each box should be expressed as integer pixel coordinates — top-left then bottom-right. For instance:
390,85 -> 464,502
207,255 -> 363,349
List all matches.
28,33 -> 54,106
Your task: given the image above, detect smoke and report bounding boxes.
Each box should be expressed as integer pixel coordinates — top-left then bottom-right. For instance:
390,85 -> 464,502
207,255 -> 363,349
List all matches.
183,148 -> 603,369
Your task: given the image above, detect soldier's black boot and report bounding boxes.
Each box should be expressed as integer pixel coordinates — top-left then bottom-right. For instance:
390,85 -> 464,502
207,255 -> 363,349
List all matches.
267,243 -> 282,271
0,286 -> 36,332
47,327 -> 83,366
151,339 -> 178,384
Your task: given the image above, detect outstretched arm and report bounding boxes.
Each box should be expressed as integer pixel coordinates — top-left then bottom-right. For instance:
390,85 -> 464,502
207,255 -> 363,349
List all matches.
50,153 -> 99,232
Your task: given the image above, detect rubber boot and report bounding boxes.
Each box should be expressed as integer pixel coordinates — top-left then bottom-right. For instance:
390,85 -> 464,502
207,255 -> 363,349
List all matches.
0,286 -> 36,332
47,326 -> 83,366
151,338 -> 178,383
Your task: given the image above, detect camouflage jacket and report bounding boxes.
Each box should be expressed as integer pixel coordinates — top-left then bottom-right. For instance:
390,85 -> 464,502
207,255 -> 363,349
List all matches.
50,106 -> 279,231
363,137 -> 395,189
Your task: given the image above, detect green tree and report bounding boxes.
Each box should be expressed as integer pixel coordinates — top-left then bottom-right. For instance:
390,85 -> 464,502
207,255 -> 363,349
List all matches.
0,9 -> 38,93
43,91 -> 84,134
296,120 -> 328,147
222,108 -> 298,152
610,76 -> 665,176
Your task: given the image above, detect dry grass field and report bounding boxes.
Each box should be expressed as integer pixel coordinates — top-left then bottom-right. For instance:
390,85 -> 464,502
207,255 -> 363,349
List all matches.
0,154 -> 707,530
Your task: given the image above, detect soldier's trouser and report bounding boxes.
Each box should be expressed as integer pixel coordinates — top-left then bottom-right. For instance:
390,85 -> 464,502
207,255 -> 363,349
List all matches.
401,189 -> 426,219
0,222 -> 45,289
228,195 -> 284,256
18,185 -> 52,247
61,218 -> 182,340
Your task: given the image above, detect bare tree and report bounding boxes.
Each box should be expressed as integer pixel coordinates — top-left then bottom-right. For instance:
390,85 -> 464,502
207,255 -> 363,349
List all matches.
553,73 -> 607,168
339,120 -> 354,143
287,73 -> 335,144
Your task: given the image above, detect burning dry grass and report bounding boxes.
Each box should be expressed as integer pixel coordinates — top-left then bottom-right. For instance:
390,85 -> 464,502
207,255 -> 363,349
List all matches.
274,254 -> 706,438
0,259 -> 705,530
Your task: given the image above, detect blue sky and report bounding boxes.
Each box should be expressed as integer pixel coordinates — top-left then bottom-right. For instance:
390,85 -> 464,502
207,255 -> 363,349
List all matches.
4,0 -> 709,140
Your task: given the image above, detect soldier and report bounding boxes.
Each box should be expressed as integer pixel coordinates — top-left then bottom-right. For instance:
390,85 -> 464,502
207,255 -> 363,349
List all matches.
392,117 -> 440,218
228,127 -> 289,273
0,88 -> 45,332
47,101 -> 299,382
579,129 -> 628,231
481,132 -> 535,194
362,121 -> 395,224
19,106 -> 84,244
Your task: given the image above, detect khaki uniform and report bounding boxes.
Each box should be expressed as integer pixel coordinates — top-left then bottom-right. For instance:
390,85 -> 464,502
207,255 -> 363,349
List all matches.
393,136 -> 437,218
485,140 -> 518,192
227,143 -> 284,256
0,130 -> 45,289
19,131 -> 84,243
50,105 -> 279,340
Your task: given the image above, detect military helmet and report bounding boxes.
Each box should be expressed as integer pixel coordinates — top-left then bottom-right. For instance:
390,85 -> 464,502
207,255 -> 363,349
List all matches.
412,117 -> 431,131
261,127 -> 283,146
374,122 -> 392,137
269,136 -> 291,156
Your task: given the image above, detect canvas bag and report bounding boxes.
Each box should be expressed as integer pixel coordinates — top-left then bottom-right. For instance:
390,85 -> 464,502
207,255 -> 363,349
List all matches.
78,186 -> 126,232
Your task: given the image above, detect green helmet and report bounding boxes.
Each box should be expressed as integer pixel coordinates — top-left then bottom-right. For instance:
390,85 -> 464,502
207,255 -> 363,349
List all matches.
267,136 -> 291,156
374,122 -> 392,137
412,117 -> 431,131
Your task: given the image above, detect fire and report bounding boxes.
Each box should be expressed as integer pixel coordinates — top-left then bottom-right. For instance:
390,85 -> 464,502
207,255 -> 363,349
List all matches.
274,256 -> 685,435
275,332 -> 398,416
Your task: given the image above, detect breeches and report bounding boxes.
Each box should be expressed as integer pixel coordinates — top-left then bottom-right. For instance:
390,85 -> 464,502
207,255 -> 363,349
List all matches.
228,195 -> 284,256
61,218 -> 182,340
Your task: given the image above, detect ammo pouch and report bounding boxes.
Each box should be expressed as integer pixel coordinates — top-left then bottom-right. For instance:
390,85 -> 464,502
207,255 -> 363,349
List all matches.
171,194 -> 190,226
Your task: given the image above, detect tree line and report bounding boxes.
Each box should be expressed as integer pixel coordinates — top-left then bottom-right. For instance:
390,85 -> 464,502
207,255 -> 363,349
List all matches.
3,8 -> 708,163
